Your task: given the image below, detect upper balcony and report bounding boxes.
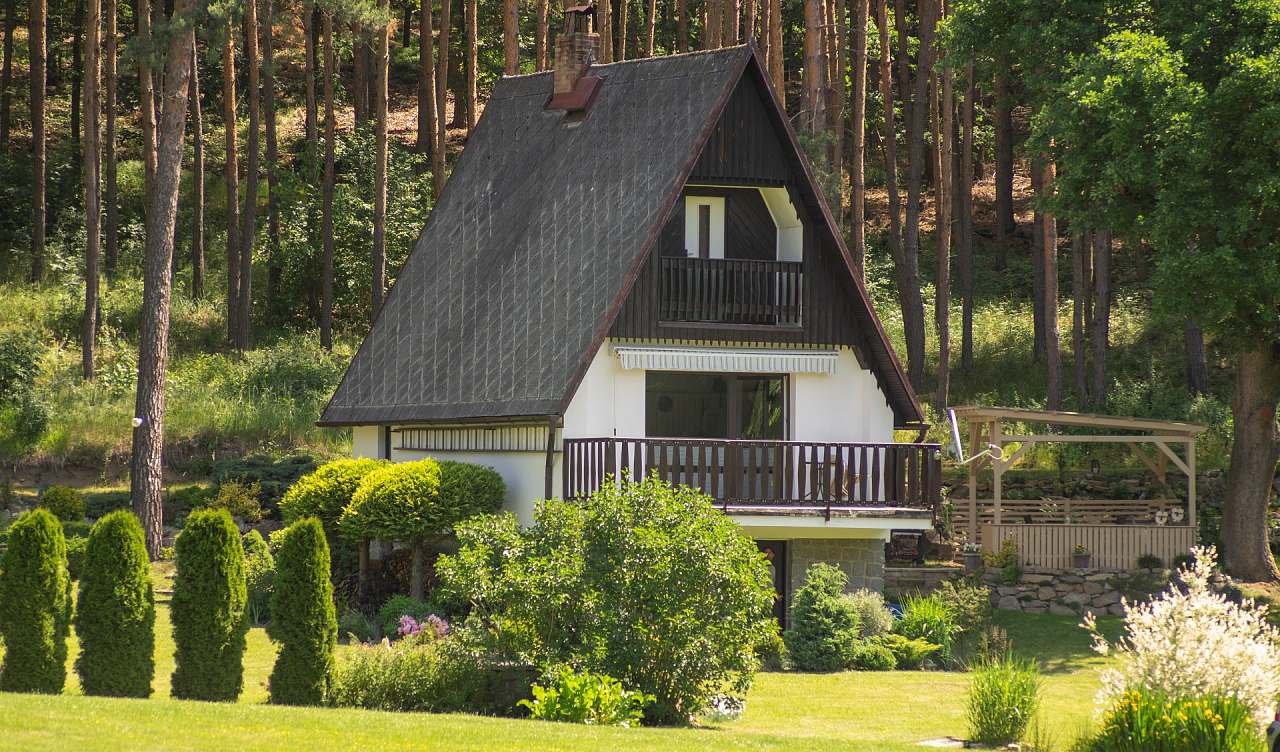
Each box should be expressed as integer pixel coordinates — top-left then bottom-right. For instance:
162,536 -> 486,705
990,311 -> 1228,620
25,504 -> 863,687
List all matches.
657,255 -> 804,328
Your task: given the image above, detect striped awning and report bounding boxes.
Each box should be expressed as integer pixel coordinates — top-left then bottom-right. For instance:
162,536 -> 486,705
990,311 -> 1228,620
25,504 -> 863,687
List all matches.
612,345 -> 839,375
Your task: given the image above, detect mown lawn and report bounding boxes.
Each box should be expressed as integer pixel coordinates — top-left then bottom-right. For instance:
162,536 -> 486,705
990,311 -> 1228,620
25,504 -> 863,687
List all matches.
0,571 -> 1118,751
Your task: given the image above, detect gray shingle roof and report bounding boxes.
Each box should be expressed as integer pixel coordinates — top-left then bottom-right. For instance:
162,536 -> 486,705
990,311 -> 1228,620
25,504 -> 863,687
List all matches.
319,45 -> 922,427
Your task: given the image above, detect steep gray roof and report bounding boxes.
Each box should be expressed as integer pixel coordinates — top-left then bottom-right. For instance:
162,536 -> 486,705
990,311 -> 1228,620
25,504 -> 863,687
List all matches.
320,45 -> 922,427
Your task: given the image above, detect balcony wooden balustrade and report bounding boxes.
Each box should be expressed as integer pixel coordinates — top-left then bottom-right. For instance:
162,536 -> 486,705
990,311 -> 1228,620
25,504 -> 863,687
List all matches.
657,256 -> 803,327
562,437 -> 942,520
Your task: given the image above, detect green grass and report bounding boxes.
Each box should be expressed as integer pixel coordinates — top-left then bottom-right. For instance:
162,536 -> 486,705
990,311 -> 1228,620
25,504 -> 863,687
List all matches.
0,572 -> 1118,751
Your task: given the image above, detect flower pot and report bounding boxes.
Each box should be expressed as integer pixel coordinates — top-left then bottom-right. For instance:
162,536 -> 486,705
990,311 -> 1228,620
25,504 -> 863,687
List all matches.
963,551 -> 983,573
1072,553 -> 1091,569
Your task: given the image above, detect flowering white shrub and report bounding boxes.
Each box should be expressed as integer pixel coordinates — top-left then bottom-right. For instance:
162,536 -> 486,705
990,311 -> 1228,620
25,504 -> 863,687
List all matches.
1083,546 -> 1280,728
704,694 -> 746,722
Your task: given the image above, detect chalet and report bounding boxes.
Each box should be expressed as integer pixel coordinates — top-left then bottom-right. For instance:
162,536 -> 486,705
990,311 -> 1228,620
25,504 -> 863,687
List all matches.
319,9 -> 942,612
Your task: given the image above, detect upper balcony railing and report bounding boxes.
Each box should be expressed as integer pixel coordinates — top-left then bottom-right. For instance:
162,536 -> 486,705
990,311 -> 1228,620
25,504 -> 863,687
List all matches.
657,256 -> 803,327
562,437 -> 942,520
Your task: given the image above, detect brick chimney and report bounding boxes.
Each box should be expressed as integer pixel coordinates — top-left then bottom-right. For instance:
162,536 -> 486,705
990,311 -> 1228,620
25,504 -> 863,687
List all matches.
547,1 -> 602,111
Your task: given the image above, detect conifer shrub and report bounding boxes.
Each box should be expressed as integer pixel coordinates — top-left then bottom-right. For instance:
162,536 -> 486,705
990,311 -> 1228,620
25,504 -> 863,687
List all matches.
279,458 -> 387,530
170,508 -> 249,701
38,485 -> 85,522
64,535 -> 88,580
74,510 -> 155,698
0,508 -> 72,693
242,529 -> 276,624
267,518 -> 338,706
783,563 -> 861,672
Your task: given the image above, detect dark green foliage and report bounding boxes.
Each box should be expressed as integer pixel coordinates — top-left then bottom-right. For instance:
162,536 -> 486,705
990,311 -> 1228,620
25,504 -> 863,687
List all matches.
170,509 -> 249,702
65,536 -> 88,580
242,530 -> 276,625
83,490 -> 131,519
207,481 -> 264,523
783,563 -> 861,672
437,461 -> 506,516
849,640 -> 897,671
0,509 -> 72,693
896,593 -> 959,663
164,485 -> 215,526
278,458 -> 387,529
0,392 -> 47,463
0,329 -> 42,404
935,579 -> 994,662
60,519 -> 93,539
337,608 -> 378,643
1136,553 -> 1164,569
873,634 -> 942,669
377,595 -> 446,639
438,475 -> 774,724
268,518 -> 337,706
211,453 -> 318,515
38,485 -> 86,521
74,510 -> 155,698
339,459 -> 443,542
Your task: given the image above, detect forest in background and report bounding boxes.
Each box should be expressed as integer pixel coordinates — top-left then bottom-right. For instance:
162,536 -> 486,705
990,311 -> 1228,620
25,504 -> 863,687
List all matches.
0,0 -> 1276,573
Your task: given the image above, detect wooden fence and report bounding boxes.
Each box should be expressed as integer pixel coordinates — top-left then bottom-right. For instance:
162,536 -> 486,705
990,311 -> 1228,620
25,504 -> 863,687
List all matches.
658,256 -> 803,327
981,522 -> 1196,570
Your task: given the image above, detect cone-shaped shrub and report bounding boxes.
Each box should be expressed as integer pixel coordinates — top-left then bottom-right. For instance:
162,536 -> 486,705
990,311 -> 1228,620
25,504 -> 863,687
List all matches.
0,508 -> 72,693
74,510 -> 155,697
267,517 -> 338,705
279,458 -> 387,530
171,508 -> 248,701
784,563 -> 861,672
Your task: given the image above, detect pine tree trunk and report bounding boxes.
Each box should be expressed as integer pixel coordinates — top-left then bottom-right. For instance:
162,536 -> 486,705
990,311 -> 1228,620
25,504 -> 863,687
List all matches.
82,0 -> 100,381
874,0 -> 902,297
436,0 -> 451,164
352,29 -> 368,126
645,0 -> 656,55
1090,229 -> 1111,407
131,4 -> 195,559
303,3 -> 317,149
29,0 -> 45,283
0,0 -> 14,149
897,0 -> 931,390
372,0 -> 390,316
535,0 -> 548,68
72,0 -> 83,150
464,0 -> 476,132
617,0 -> 628,60
992,71 -> 1013,270
848,0 -> 867,270
958,65 -> 974,371
402,2 -> 412,46
223,13 -> 240,344
410,542 -> 426,600
139,0 -> 156,187
677,0 -> 687,52
189,41 -> 203,299
503,0 -> 517,74
598,0 -> 612,60
1222,348 -> 1280,582
1185,321 -> 1209,396
418,0 -> 437,153
1071,231 -> 1087,404
1029,164 -> 1044,362
1041,159 -> 1060,410
320,11 -> 336,351
103,0 -> 118,279
264,0 -> 281,308
767,0 -> 781,102
829,0 -> 845,217
237,0 -> 260,350
934,34 -> 952,416
802,0 -> 823,133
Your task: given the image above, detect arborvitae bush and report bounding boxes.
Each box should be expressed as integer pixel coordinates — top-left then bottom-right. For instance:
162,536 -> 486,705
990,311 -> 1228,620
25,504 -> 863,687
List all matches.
267,517 -> 337,705
170,508 -> 248,701
0,509 -> 72,693
783,563 -> 861,672
38,485 -> 85,521
242,529 -> 276,625
74,510 -> 155,697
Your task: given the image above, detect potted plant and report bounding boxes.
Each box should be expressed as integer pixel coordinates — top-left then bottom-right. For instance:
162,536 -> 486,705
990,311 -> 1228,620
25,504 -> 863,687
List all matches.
962,543 -> 983,573
1071,543 -> 1091,569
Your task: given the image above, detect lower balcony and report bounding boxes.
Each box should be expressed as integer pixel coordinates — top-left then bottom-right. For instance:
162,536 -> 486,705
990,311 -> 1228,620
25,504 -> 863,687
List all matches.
562,437 -> 942,520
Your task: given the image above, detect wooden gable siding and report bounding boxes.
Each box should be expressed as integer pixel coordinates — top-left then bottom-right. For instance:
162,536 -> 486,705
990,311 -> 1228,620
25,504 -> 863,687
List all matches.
659,187 -> 778,260
688,72 -> 791,185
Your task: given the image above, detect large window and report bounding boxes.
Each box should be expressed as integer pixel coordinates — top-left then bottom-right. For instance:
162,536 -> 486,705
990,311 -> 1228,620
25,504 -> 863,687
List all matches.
645,372 -> 786,439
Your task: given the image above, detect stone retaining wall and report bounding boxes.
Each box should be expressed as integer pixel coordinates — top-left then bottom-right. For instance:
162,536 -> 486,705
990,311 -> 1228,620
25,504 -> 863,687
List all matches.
884,566 -> 963,596
984,568 -> 1157,616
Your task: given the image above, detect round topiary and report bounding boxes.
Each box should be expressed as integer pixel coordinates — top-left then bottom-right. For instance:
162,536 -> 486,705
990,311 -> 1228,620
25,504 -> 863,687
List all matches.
267,517 -> 338,706
279,458 -> 387,529
38,485 -> 86,522
0,508 -> 72,693
170,508 -> 249,701
784,563 -> 862,672
74,510 -> 156,697
436,461 -> 506,517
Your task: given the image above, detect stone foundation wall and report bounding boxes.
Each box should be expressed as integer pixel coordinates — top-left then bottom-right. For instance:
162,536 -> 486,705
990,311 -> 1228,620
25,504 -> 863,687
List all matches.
985,568 -> 1148,616
787,538 -> 886,598
884,566 -> 963,596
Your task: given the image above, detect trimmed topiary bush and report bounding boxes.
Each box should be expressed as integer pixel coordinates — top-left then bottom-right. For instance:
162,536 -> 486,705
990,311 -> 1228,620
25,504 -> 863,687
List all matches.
170,508 -> 248,701
0,508 -> 73,693
279,458 -> 387,529
74,510 -> 155,697
243,529 -> 275,625
38,485 -> 86,522
784,563 -> 861,672
268,518 -> 337,705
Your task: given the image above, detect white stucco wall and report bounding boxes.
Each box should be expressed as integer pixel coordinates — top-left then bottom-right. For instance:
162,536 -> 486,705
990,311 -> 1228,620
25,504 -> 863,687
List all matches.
790,347 -> 895,443
351,425 -> 382,459
561,337 -> 645,439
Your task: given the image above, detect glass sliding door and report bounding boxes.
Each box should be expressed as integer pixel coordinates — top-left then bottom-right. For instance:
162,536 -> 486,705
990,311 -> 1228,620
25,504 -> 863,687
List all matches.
645,372 -> 786,439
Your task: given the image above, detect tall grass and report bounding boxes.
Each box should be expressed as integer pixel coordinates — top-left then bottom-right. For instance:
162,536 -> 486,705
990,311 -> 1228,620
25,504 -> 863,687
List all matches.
966,655 -> 1042,746
1083,690 -> 1264,752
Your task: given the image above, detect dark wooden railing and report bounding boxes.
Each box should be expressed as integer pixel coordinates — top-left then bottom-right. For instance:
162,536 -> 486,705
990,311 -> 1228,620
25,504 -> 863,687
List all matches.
562,437 -> 942,519
658,256 -> 803,327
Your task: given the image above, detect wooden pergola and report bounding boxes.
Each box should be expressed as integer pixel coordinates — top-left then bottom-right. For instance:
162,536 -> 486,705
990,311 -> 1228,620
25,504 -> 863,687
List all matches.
950,406 -> 1206,570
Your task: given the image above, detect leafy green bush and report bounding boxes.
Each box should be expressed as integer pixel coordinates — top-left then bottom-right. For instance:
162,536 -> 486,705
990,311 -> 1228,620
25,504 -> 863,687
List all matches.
1136,553 -> 1164,570
268,518 -> 337,706
784,563 -> 861,672
438,475 -> 775,724
935,579 -> 994,661
966,655 -> 1042,746
437,461 -> 506,515
0,329 -> 42,404
170,508 -> 249,701
337,607 -> 378,643
849,640 -> 897,671
83,490 -> 131,520
844,588 -> 895,638
0,509 -> 72,693
279,458 -> 387,529
518,668 -> 651,726
330,635 -> 515,713
65,535 -> 88,580
207,481 -> 264,523
242,530 -> 276,624
873,633 -> 941,669
377,595 -> 447,639
73,510 -> 155,697
60,519 -> 93,539
211,453 -> 318,514
1086,690 -> 1263,752
0,392 -> 47,464
896,593 -> 958,663
755,628 -> 789,671
164,484 -> 214,526
38,485 -> 86,522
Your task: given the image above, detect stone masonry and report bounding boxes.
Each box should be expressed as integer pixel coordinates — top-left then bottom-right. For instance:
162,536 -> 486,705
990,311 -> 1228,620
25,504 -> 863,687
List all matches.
984,568 -> 1147,617
787,538 -> 886,600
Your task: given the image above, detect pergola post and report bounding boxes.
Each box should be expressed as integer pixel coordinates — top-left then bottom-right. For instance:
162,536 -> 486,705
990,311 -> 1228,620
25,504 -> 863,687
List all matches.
991,419 -> 1003,526
967,420 -> 980,542
1187,437 -> 1196,528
